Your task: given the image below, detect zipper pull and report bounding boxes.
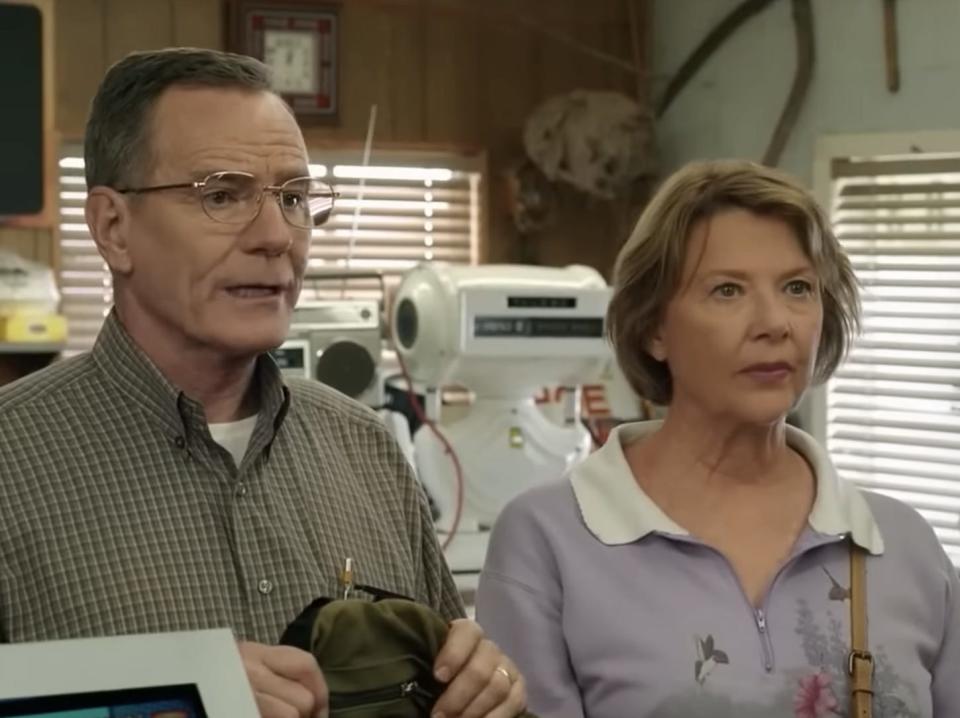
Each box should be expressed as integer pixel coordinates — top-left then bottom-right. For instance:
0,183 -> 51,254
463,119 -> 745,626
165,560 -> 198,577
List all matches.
400,681 -> 418,696
756,609 -> 767,633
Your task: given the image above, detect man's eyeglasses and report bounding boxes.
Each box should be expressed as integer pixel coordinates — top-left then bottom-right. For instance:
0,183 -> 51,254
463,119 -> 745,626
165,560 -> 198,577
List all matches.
115,171 -> 338,229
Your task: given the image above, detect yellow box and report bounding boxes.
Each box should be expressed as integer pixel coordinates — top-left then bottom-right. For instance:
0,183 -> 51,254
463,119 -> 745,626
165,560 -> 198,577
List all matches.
0,313 -> 67,345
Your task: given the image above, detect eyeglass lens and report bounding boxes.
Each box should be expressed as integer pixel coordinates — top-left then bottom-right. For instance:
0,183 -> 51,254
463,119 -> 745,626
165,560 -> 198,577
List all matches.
200,172 -> 334,228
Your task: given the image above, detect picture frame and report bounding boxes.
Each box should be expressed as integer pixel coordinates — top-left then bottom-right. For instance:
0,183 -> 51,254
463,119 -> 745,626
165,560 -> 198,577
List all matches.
226,0 -> 340,125
0,629 -> 260,717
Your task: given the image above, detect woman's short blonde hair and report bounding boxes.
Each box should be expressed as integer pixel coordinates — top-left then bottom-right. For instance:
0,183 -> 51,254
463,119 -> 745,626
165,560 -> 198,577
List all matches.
606,159 -> 860,405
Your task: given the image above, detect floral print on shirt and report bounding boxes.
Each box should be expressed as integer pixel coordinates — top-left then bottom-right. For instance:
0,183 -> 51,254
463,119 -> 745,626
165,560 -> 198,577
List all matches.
795,598 -> 920,717
794,671 -> 839,718
652,583 -> 921,718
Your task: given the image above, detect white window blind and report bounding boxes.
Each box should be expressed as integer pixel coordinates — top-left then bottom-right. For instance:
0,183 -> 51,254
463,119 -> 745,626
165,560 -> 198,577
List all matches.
57,145 -> 483,354
300,149 -> 482,303
57,150 -> 108,355
828,154 -> 960,566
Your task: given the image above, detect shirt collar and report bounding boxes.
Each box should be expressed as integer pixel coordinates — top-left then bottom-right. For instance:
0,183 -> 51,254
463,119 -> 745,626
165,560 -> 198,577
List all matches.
92,310 -> 290,446
570,420 -> 884,555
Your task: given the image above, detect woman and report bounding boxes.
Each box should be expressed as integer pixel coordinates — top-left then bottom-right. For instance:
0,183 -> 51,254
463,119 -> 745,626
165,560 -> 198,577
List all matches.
475,160 -> 958,717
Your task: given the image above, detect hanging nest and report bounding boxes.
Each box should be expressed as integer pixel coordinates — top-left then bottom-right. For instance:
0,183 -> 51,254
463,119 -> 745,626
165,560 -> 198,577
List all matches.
522,90 -> 656,201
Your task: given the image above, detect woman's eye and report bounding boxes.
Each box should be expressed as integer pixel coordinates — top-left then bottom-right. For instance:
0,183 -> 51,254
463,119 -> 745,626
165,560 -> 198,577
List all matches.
786,279 -> 814,296
713,283 -> 741,298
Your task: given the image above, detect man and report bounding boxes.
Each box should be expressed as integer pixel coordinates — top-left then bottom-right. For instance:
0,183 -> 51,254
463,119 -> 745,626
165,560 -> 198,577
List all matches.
0,48 -> 525,718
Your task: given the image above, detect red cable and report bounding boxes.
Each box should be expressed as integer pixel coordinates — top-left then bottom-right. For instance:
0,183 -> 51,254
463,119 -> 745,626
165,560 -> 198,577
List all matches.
393,349 -> 465,553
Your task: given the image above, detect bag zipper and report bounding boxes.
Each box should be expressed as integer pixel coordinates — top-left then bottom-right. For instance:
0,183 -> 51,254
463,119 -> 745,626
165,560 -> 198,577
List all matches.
329,680 -> 435,709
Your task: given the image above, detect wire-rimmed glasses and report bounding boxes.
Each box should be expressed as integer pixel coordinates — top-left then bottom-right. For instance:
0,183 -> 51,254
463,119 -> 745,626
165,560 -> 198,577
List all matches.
116,171 -> 338,229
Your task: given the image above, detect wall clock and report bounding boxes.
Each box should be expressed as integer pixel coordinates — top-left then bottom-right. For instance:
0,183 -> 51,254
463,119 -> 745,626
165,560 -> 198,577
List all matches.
227,0 -> 340,125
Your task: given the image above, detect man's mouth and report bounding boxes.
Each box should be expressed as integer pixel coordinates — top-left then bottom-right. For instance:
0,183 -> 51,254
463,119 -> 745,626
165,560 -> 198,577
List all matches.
226,285 -> 283,298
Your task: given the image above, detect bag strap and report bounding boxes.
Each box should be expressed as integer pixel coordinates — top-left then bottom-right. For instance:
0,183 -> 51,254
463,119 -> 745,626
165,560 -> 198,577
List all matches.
848,542 -> 873,718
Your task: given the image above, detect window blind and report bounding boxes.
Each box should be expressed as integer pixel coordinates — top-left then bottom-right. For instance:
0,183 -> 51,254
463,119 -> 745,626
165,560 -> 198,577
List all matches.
828,154 -> 960,566
57,149 -> 107,356
299,149 -> 482,303
57,145 -> 483,354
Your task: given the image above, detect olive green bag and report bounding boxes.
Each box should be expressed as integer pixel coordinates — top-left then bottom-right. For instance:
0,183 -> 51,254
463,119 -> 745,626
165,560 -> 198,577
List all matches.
279,587 -> 537,717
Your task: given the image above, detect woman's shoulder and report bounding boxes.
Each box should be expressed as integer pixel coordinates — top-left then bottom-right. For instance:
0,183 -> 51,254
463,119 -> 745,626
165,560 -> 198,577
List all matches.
482,480 -> 587,589
497,479 -> 581,534
859,489 -> 956,580
861,490 -> 945,552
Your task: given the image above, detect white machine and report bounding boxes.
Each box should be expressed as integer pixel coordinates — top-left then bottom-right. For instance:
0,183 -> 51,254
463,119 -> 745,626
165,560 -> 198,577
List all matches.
274,299 -> 385,408
391,262 -> 611,588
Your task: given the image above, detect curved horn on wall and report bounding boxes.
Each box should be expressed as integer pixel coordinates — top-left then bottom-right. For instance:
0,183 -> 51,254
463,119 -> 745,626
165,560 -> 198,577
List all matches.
656,0 -> 815,168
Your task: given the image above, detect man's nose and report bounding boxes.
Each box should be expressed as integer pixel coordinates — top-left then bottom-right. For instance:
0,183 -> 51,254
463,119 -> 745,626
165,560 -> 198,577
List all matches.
244,192 -> 296,254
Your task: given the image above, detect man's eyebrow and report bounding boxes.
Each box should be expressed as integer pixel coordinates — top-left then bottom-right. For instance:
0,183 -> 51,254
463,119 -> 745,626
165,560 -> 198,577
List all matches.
187,168 -> 248,181
275,167 -> 312,182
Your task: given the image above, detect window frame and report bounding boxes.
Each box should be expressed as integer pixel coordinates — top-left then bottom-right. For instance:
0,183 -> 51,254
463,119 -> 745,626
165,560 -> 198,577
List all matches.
801,130 -> 960,442
805,130 -> 960,566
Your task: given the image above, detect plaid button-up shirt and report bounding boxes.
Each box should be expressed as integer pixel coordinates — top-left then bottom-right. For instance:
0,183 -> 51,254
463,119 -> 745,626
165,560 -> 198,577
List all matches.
0,312 -> 463,644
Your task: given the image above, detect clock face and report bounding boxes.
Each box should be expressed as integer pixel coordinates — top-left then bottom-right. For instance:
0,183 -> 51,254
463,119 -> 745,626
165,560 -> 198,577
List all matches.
233,3 -> 339,121
263,29 -> 318,95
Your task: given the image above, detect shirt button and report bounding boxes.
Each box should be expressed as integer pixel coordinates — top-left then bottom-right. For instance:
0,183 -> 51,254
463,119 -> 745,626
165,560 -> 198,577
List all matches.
173,436 -> 186,449
257,579 -> 274,595
235,483 -> 248,498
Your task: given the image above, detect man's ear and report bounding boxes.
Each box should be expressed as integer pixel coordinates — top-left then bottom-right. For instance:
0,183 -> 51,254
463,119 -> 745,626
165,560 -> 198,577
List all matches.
85,187 -> 133,275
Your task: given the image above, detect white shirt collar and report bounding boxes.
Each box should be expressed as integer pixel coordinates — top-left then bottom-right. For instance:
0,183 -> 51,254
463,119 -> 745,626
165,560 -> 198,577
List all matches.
570,420 -> 884,554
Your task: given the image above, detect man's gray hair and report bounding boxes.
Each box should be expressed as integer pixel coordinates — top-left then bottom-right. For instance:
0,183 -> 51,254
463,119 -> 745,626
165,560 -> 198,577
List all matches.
84,47 -> 273,190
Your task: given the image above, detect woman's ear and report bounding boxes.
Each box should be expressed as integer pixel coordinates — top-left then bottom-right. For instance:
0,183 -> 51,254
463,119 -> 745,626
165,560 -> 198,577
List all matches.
646,327 -> 667,362
85,187 -> 133,275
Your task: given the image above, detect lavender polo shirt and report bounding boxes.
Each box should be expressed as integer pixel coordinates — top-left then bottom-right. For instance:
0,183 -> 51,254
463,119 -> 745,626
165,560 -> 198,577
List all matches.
476,421 -> 959,717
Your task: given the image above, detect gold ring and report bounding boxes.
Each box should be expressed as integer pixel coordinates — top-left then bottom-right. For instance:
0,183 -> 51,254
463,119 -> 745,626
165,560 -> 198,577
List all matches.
494,666 -> 514,685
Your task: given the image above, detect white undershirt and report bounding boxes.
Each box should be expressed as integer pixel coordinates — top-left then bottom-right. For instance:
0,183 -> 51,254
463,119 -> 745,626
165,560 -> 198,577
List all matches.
208,414 -> 259,467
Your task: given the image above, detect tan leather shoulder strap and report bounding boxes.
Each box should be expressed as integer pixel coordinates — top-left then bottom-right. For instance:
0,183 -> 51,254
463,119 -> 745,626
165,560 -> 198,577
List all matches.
849,543 -> 873,718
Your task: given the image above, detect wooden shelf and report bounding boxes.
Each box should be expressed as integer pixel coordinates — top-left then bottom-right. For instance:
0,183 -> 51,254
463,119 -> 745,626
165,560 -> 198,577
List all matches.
0,342 -> 62,354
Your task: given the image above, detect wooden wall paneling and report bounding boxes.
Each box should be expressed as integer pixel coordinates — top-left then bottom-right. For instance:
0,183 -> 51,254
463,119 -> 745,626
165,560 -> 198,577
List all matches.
521,0 -> 589,266
601,0 -> 653,273
32,226 -> 53,265
531,0 -> 588,101
330,1 -> 397,143
601,0 -> 653,270
171,0 -> 222,50
538,190 -> 617,276
0,228 -> 41,261
475,3 -> 540,264
54,0 -> 106,139
422,0 -> 479,146
620,0 -> 650,101
476,0 -> 542,140
103,0 -> 174,67
595,1 -> 635,95
532,0 -> 610,273
0,228 -> 53,264
520,0 -> 645,276
387,0 -> 426,143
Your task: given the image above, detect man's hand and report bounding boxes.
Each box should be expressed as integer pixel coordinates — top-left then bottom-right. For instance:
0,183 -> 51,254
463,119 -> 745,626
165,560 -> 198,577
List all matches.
238,641 -> 329,718
431,619 -> 527,718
